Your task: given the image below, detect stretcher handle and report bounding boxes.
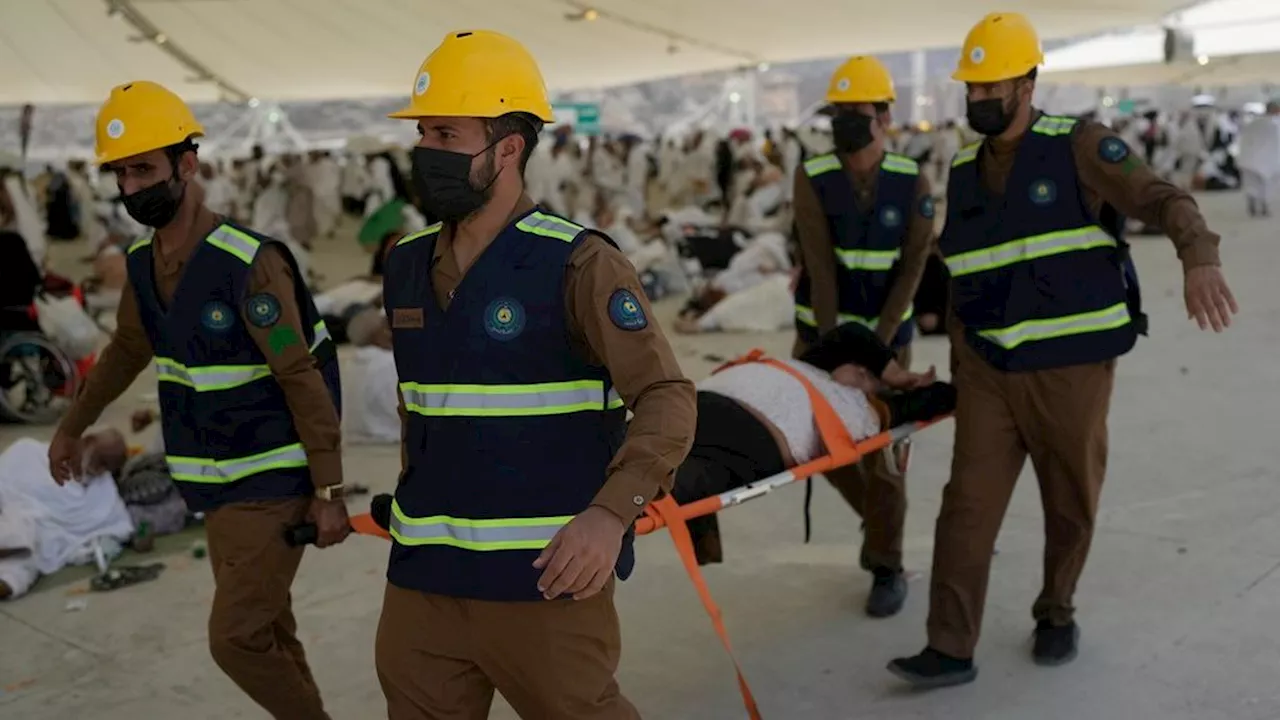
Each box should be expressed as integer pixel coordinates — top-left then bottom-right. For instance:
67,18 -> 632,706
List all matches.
635,417 -> 945,535
284,493 -> 393,546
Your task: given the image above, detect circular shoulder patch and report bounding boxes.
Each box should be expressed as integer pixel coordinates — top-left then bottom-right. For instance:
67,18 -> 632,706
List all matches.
879,205 -> 903,228
608,289 -> 648,332
918,195 -> 935,220
201,300 -> 235,332
244,293 -> 282,328
1098,136 -> 1130,164
484,297 -> 526,341
1029,178 -> 1058,206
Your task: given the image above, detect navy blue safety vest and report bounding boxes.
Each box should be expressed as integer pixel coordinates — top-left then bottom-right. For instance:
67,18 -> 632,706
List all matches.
126,222 -> 340,512
382,209 -> 631,602
940,114 -> 1145,372
796,152 -> 918,348
792,267 -> 819,347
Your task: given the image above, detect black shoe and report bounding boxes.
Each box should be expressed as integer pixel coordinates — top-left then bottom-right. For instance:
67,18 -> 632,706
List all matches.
1032,620 -> 1080,667
887,647 -> 977,688
866,568 -> 907,618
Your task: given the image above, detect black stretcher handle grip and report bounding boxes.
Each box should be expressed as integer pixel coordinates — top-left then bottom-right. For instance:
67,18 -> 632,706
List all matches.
283,493 -> 393,547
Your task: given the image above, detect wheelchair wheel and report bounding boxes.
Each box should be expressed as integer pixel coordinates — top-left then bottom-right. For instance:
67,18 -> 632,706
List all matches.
0,332 -> 80,425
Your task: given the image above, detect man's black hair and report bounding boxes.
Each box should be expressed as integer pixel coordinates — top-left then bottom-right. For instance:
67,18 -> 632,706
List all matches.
485,112 -> 543,175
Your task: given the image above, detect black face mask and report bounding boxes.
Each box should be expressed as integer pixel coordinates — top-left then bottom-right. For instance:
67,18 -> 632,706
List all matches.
411,143 -> 501,223
831,112 -> 876,154
966,96 -> 1016,136
121,176 -> 185,228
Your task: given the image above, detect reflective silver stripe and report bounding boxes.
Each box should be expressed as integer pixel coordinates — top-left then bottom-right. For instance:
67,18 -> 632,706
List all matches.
944,226 -> 1115,278
167,443 -> 308,484
836,247 -> 899,271
205,225 -> 262,265
881,155 -> 919,175
804,154 -> 840,177
155,358 -> 270,392
606,387 -> 623,409
515,211 -> 583,242
310,321 -> 331,351
952,143 -> 981,168
793,306 -> 911,329
396,222 -> 444,247
389,500 -> 571,551
978,302 -> 1130,350
400,381 -> 619,417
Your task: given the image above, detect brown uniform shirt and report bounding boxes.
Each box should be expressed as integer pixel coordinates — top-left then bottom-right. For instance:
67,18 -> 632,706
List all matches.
793,153 -> 935,344
396,197 -> 697,525
58,208 -> 344,488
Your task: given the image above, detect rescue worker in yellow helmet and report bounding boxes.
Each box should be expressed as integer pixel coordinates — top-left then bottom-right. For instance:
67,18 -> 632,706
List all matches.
375,30 -> 695,718
889,12 -> 1238,688
47,81 -> 349,718
791,54 -> 934,619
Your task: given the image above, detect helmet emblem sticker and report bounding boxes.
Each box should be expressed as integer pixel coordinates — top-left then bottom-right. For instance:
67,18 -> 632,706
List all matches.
414,72 -> 431,96
969,46 -> 986,65
836,78 -> 851,92
106,119 -> 125,139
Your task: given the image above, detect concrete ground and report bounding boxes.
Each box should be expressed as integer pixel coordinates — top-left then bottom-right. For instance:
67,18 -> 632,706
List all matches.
2,191 -> 1279,720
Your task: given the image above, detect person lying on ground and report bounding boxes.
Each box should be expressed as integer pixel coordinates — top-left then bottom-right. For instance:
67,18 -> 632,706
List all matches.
669,322 -> 956,566
0,430 -> 133,600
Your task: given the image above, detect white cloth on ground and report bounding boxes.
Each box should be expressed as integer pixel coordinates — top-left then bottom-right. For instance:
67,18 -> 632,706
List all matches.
0,438 -> 133,598
344,346 -> 401,444
696,273 -> 794,333
696,355 -> 880,464
315,279 -> 381,317
712,232 -> 791,294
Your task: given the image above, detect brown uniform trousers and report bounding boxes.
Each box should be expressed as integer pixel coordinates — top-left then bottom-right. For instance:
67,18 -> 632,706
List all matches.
375,578 -> 640,720
927,338 -> 1114,658
205,498 -> 330,720
798,340 -> 912,573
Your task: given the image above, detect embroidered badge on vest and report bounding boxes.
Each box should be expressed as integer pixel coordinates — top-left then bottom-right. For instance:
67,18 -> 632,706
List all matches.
879,205 -> 903,228
1029,179 -> 1058,207
201,300 -> 235,332
918,195 -> 935,219
245,293 -> 282,328
484,297 -> 526,341
608,289 -> 648,331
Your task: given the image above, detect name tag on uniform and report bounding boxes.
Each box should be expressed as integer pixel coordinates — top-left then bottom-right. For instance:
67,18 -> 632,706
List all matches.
392,308 -> 424,328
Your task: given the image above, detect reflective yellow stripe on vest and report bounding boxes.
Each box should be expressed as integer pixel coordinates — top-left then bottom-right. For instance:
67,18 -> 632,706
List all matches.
156,357 -> 271,392
401,380 -> 624,418
395,222 -> 444,247
945,225 -> 1115,278
515,211 -> 583,242
389,499 -> 571,551
167,443 -> 308,484
881,154 -> 919,176
794,304 -> 913,329
804,154 -> 841,178
952,143 -> 981,168
837,247 -> 900,271
127,236 -> 152,254
951,116 -> 1077,170
310,320 -> 331,350
206,225 -> 263,265
977,302 -> 1130,350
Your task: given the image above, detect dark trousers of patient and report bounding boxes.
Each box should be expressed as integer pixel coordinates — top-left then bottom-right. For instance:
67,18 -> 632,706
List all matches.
670,391 -> 787,565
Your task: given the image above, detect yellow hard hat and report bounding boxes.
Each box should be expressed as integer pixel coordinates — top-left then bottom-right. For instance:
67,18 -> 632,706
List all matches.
952,12 -> 1044,83
826,56 -> 896,104
388,30 -> 555,123
94,81 -> 205,166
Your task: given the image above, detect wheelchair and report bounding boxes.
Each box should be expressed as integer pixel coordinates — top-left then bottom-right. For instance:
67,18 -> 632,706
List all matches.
0,284 -> 94,425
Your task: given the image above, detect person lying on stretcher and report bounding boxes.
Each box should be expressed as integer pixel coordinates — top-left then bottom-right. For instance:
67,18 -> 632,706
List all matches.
671,323 -> 956,566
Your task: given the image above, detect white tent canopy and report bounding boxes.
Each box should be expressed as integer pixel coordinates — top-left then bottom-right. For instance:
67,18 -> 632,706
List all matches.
1042,0 -> 1280,87
1,0 -> 1196,105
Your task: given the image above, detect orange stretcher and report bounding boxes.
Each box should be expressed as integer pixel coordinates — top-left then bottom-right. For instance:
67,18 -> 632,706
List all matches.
345,348 -> 951,719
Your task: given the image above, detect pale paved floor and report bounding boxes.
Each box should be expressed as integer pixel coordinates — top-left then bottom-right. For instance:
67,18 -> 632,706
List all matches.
3,192 -> 1280,720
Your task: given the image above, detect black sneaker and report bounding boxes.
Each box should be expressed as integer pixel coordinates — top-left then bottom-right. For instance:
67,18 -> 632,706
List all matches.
887,647 -> 978,688
1032,620 -> 1080,667
866,568 -> 907,618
